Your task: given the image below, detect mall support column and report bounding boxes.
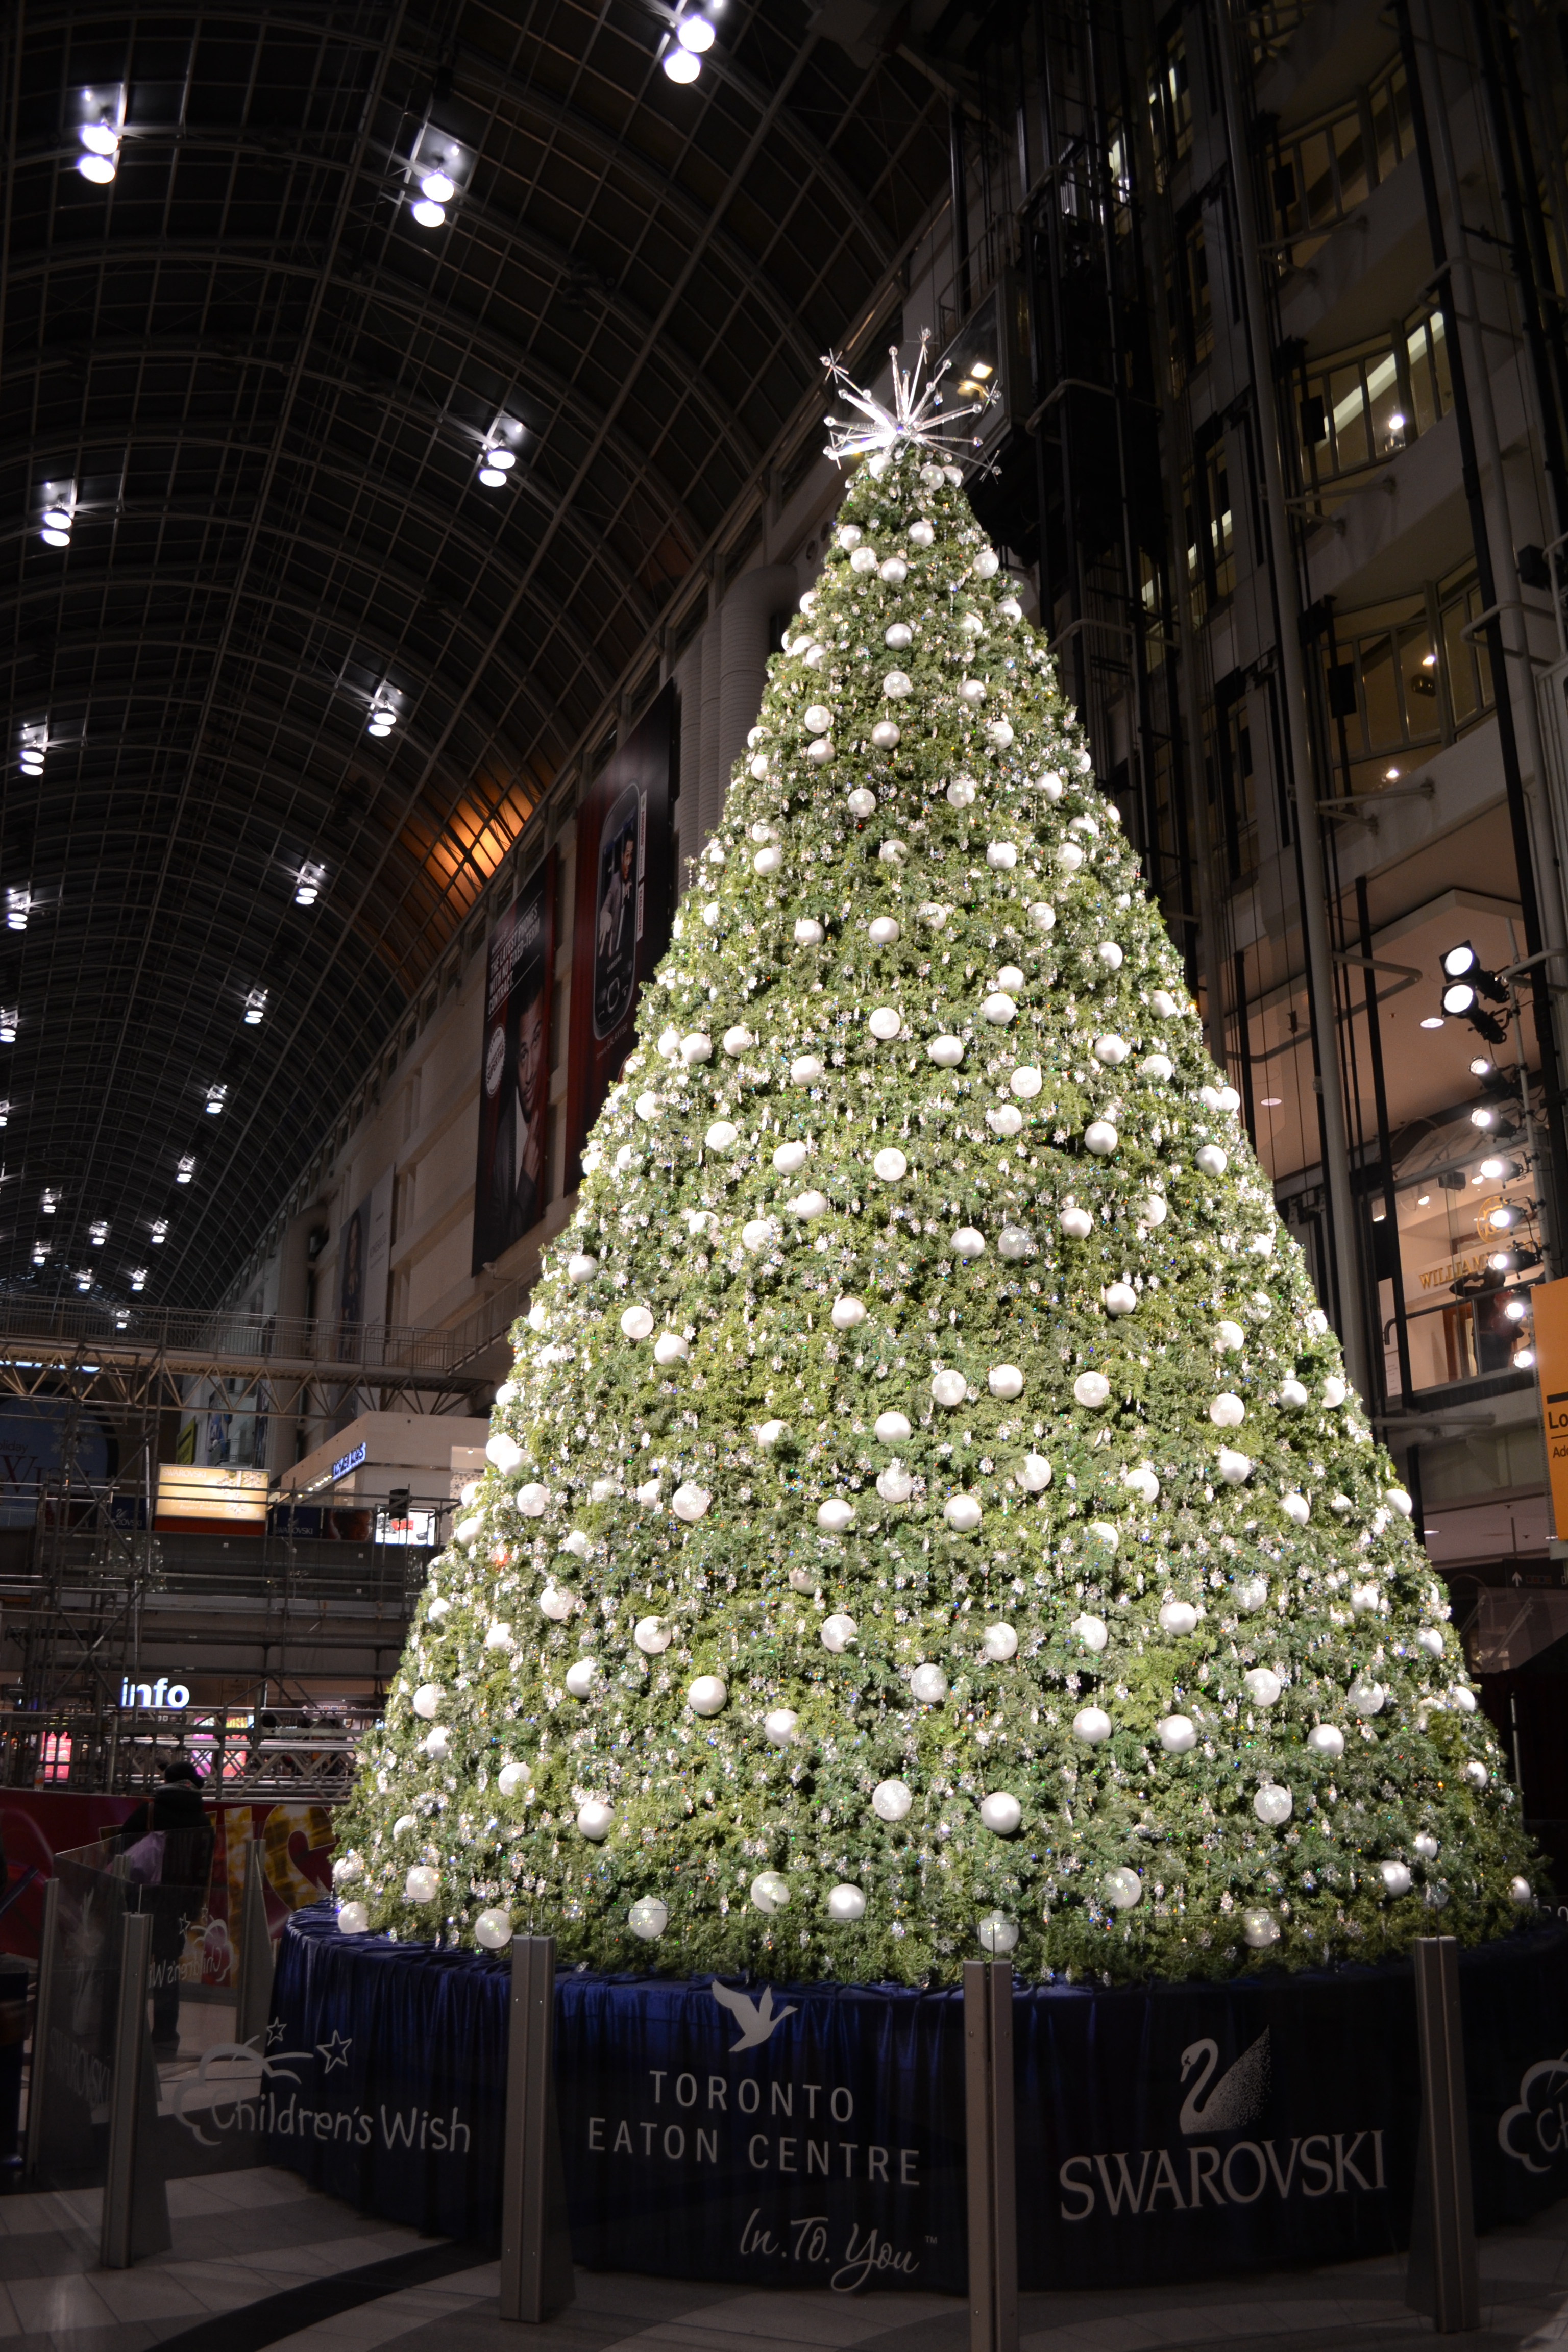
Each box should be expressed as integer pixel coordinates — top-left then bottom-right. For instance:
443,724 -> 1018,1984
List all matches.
499,1935 -> 573,2324
964,1958 -> 1017,2352
1406,1937 -> 1480,2333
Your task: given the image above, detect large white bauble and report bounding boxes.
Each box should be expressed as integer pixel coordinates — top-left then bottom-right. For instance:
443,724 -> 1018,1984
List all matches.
1279,1379 -> 1310,1408
877,1462 -> 914,1503
1123,1464 -> 1160,1504
1158,1600 -> 1198,1636
820,1613 -> 857,1653
928,1035 -> 964,1067
1011,1068 -> 1044,1104
654,1333 -> 690,1365
577,1801 -> 614,1842
871,721 -> 901,750
973,548 -> 1000,577
803,742 -> 832,769
1060,1205 -> 1094,1239
1057,842 -> 1085,875
943,1494 -> 982,1532
518,1482 -> 549,1518
1380,1861 -> 1412,1899
1307,1724 -> 1345,1759
773,1139 -> 810,1174
540,1584 -> 574,1622
628,1897 -> 670,1940
1414,1832 -> 1439,1860
723,1025 -> 755,1055
827,1884 -> 867,1922
869,916 -> 900,944
423,1726 -> 451,1760
498,1762 -> 530,1796
1217,1447 -> 1253,1485
873,1148 -> 908,1182
427,1597 -> 451,1622
1071,1614 -> 1108,1652
979,1792 -> 1022,1835
817,1498 -> 856,1533
1244,1669 -> 1283,1706
705,1120 -> 739,1151
1150,988 -> 1179,1016
960,678 -> 987,706
764,1709 -> 798,1745
1073,1371 -> 1110,1408
1094,1033 -> 1130,1066
1029,901 -> 1056,932
874,1411 -> 911,1443
1350,1583 -> 1381,1616
831,1295 -> 866,1329
559,1529 -> 591,1560
1417,1628 -> 1444,1658
1159,1716 -> 1197,1754
790,1191 -> 830,1219
1322,1376 -> 1349,1407
1105,1283 -> 1137,1317
564,1660 -> 597,1699
634,1616 -> 672,1655
412,1683 -> 443,1721
671,1483 -> 711,1523
948,776 -> 976,808
986,1104 -> 1022,1136
1464,1760 -> 1489,1790
1104,1867 -> 1143,1911
750,1872 -> 791,1914
1282,1492 -> 1310,1525
337,1902 -> 370,1935
880,556 -> 908,584
793,918 -> 824,946
882,669 -> 912,698
1216,1320 -> 1246,1352
908,520 -> 935,547
405,1866 -> 439,1903
1242,1909 -> 1280,1950
986,846 -> 1017,877
680,1032 -> 713,1064
688,1675 -> 727,1717
1235,1577 -> 1268,1612
868,1006 -> 902,1040
1017,1453 -> 1052,1493
755,1417 -> 786,1444
1141,1054 -> 1173,1081
846,788 -> 876,819
998,1225 -> 1035,1261
988,1363 -> 1024,1399
790,1054 -> 824,1083
487,1432 -> 524,1475
333,1855 -> 363,1885
982,1622 -> 1018,1661
1347,1678 -> 1385,1716
977,1913 -> 1018,1954
884,620 -> 912,647
931,1369 -> 967,1407
621,1305 -> 655,1340
1209,1392 -> 1245,1428
1511,1877 -> 1534,1906
1195,1144 -> 1228,1177
911,1663 -> 949,1704
485,1621 -> 512,1650
873,1779 -> 913,1822
1097,941 -> 1123,970
1387,1486 -> 1414,1517
983,991 -> 1017,1023
803,704 -> 832,733
1073,1706 -> 1112,1744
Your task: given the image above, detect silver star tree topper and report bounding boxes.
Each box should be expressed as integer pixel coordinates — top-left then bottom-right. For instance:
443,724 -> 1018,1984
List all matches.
820,329 -> 994,471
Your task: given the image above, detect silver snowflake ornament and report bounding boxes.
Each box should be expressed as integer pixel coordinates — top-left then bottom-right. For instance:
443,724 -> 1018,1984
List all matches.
820,329 -> 994,470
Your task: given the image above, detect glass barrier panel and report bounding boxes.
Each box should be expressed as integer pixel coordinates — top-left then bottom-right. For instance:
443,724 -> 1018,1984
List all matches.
34,1847 -> 129,2191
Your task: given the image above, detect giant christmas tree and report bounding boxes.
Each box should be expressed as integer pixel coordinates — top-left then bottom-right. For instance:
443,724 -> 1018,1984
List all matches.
333,347 -> 1535,1988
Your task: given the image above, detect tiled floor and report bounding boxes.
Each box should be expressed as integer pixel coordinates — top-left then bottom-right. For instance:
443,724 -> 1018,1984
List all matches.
1,2166 -> 1568,2352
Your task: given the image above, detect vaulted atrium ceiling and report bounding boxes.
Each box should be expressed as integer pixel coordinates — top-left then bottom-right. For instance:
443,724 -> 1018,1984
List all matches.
0,0 -> 950,1305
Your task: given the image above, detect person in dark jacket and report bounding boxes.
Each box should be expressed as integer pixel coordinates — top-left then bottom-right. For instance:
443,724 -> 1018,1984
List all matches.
123,1762 -> 214,2052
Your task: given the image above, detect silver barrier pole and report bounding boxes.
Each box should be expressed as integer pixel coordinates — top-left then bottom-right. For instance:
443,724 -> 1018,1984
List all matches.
23,1876 -> 59,2179
101,1908 -> 171,2268
963,1957 -> 1018,2352
498,1934 -> 574,2324
1406,1935 -> 1480,2333
234,1839 -> 274,2049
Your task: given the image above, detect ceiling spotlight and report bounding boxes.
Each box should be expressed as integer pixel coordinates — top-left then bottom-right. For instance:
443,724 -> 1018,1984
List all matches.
1480,1157 -> 1506,1179
40,1189 -> 57,1215
1420,1016 -> 1444,1030
150,1219 -> 167,1244
205,1083 -> 227,1114
1471,1106 -> 1494,1128
5,892 -> 29,933
1489,1250 -> 1515,1271
0,1011 -> 17,1044
295,861 -> 326,906
1488,1206 -> 1515,1231
1515,1345 -> 1536,1368
77,150 -> 117,185
407,131 -> 471,228
176,1155 -> 195,1183
411,198 -> 446,228
420,168 -> 456,202
30,1242 -> 47,1266
88,1219 -> 108,1245
71,85 -> 124,182
1470,1056 -> 1493,1077
477,465 -> 507,488
677,11 -> 717,48
1505,1296 -> 1528,1321
243,988 -> 267,1025
0,1104 -> 11,1129
130,1267 -> 146,1291
38,482 -> 75,548
663,45 -> 702,81
73,1268 -> 92,1293
113,1308 -> 129,1329
1443,943 -> 1478,979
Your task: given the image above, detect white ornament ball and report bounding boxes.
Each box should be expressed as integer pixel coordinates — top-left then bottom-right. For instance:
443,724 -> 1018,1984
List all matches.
1159,1716 -> 1197,1754
876,1462 -> 914,1503
868,1005 -> 902,1040
981,1622 -> 1017,1663
1060,1205 -> 1094,1239
654,1333 -> 690,1365
705,1120 -> 739,1152
804,742 -> 832,769
873,1778 -> 913,1822
1417,1628 -> 1444,1659
518,1482 -> 549,1519
820,1612 -> 858,1653
1071,1614 -> 1108,1652
1084,1120 -> 1118,1157
947,776 -> 976,808
498,1762 -> 530,1796
755,1418 -> 786,1445
847,787 -> 876,818
1254,1784 -> 1293,1827
1141,1054 -> 1173,1081
988,1364 -> 1024,1399
931,1369 -> 967,1407
943,1493 -> 982,1532
423,1726 -> 451,1761
871,720 -> 901,750
723,1025 -> 755,1055
1414,1832 -> 1439,1860
671,1483 -> 711,1523
621,1305 -> 655,1340
1011,1066 -> 1044,1100
1307,1725 -> 1345,1759
1209,1392 -> 1245,1429
1104,1867 -> 1143,1912
764,1709 -> 798,1746
879,556 -> 907,584
485,1620 -> 513,1650
868,915 -> 900,945
404,1866 -> 439,1904
1242,1908 -> 1280,1950
1017,1455 -> 1052,1493
885,621 -> 913,646
973,549 -> 1000,578
1464,1761 -> 1489,1790
882,669 -> 912,698
1380,1861 -> 1412,1899
412,1683 -> 443,1721
773,1139 -> 810,1174
337,1902 -> 370,1935
577,1801 -> 613,1842
1322,1376 -> 1349,1407
791,1190 -> 830,1219
790,1054 -> 824,1083
628,1897 -> 670,1940
951,1227 -> 987,1260
564,1661 -> 597,1699
910,1663 -> 949,1704
540,1583 -> 574,1622
1511,1877 -> 1534,1906
1282,1493 -> 1311,1526
1159,1600 -> 1198,1636
1217,1447 -> 1253,1486
986,1106 -> 1022,1139
1449,1685 -> 1477,1714
1073,1705 -> 1112,1744
874,1411 -> 911,1443
1244,1669 -> 1283,1706
1105,1283 -> 1137,1317
688,1675 -> 728,1717
333,1855 -> 363,1885
750,1872 -> 791,1914
983,991 -> 1017,1023
873,1147 -> 908,1182
1073,1371 -> 1111,1408
979,1792 -> 1022,1836
634,1616 -> 672,1655
1279,1379 -> 1309,1408
986,843 -> 1017,872
998,1226 -> 1035,1260
794,918 -> 824,946
1095,1033 -> 1130,1066
827,1883 -> 866,1923
1195,1144 -> 1228,1178
1348,1678 -> 1386,1717
975,1913 -> 1019,1958
928,1035 -> 964,1067
831,1295 -> 867,1329
817,1498 -> 856,1533
1387,1486 -> 1413,1517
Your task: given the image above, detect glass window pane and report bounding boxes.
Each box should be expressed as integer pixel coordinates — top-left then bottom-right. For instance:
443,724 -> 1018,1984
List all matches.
1442,596 -> 1481,727
1333,111 -> 1369,213
1359,631 -> 1401,748
1300,129 -> 1335,228
1328,362 -> 1371,470
1401,620 -> 1441,727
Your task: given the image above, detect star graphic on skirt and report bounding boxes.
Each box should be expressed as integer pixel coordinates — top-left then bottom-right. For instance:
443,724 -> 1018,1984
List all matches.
265,2018 -> 288,2049
316,2030 -> 352,2073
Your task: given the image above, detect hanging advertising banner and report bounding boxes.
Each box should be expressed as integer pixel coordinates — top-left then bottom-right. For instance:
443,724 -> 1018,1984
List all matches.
472,852 -> 557,1275
336,1191 -> 370,1358
1531,1275 -> 1568,1536
565,684 -> 675,1188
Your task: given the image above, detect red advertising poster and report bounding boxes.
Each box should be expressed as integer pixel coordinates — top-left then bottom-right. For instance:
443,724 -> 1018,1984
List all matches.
564,683 -> 675,1186
471,851 -> 557,1273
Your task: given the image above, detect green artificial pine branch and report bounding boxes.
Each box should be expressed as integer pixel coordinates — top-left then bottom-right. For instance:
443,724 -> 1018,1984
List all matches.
332,435 -> 1538,1988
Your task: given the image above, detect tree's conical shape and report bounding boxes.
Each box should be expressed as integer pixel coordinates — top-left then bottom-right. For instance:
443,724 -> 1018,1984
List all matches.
335,435 -> 1535,1987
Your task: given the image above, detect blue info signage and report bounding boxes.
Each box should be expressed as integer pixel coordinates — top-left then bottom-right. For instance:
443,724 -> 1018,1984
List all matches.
252,1910 -> 1568,2294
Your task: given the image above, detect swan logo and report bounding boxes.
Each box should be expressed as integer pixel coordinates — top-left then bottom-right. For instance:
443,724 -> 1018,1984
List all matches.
1058,2023 -> 1386,2224
710,1982 -> 797,2051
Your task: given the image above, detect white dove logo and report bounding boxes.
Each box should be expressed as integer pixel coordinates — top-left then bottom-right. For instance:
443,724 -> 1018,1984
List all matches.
711,1980 -> 797,2050
1179,2027 -> 1271,2135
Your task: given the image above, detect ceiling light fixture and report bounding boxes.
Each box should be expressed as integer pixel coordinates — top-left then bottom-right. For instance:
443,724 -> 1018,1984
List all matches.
1488,1206 -> 1515,1230
407,128 -> 472,229
38,480 -> 75,548
1420,1016 -> 1444,1030
88,1219 -> 108,1246
1515,1346 -> 1536,1368
5,891 -> 30,934
150,1219 -> 167,1244
1470,1056 -> 1493,1077
0,1104 -> 11,1130
1439,939 -> 1509,1042
73,1269 -> 92,1293
295,862 -> 326,906
72,84 -> 125,184
176,1155 -> 195,1183
243,988 -> 268,1025
0,1011 -> 18,1044
130,1267 -> 146,1291
366,689 -> 400,740
205,1083 -> 227,1114
40,1190 -> 57,1215
1417,1193 -> 1431,1205
30,1242 -> 47,1266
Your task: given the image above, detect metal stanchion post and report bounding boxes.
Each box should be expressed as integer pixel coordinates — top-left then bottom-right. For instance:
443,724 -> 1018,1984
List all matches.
101,1909 -> 171,2268
234,1839 -> 274,2048
23,1876 -> 59,2178
1406,1935 -> 1480,2333
498,1935 -> 574,2324
963,1958 -> 1018,2352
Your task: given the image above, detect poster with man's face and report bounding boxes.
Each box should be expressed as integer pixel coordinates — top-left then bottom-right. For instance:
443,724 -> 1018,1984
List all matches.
565,684 -> 674,1186
471,853 -> 556,1276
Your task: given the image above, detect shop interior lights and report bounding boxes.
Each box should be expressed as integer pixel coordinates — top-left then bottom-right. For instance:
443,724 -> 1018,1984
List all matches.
129,1266 -> 146,1291
176,1154 -> 195,1183
88,1219 -> 108,1245
295,861 -> 326,906
72,84 -> 125,184
664,4 -> 719,80
407,126 -> 473,229
150,1219 -> 167,1244
205,1082 -> 227,1114
243,988 -> 267,1025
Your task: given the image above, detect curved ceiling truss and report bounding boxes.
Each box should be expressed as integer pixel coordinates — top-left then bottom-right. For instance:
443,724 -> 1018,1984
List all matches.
0,0 -> 948,1303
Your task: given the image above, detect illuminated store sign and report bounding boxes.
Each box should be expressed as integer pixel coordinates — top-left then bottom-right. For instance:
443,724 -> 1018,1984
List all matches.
333,1440 -> 368,1481
118,1677 -> 190,1708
